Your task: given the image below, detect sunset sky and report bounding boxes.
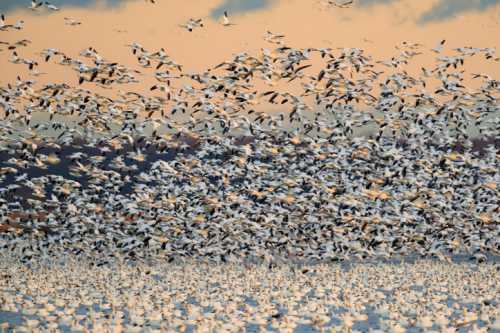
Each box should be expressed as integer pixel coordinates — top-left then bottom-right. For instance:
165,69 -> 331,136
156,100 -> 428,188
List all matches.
1,0 -> 499,87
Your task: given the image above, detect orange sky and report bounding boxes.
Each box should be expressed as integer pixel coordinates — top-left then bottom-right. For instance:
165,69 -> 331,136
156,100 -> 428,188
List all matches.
0,0 -> 499,94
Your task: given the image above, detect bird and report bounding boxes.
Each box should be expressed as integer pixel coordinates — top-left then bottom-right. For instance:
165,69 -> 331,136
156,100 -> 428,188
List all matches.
432,39 -> 446,54
40,48 -> 63,62
0,4 -> 497,282
328,0 -> 354,8
0,14 -> 8,30
222,11 -> 235,26
179,19 -> 203,32
30,0 -> 44,10
264,31 -> 285,44
64,17 -> 82,26
44,1 -> 59,11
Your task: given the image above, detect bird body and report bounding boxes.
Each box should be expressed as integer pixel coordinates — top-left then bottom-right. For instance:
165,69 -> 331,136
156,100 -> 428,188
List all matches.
222,11 -> 235,26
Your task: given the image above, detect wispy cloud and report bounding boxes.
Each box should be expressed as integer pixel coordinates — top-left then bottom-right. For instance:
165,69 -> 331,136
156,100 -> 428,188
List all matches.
0,0 -> 122,13
2,0 -> 499,24
355,0 -> 500,23
418,0 -> 499,23
357,0 -> 398,6
210,0 -> 273,19
1,0 -> 273,16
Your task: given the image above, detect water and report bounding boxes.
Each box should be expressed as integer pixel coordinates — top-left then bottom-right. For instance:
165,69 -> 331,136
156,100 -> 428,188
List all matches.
1,257 -> 499,332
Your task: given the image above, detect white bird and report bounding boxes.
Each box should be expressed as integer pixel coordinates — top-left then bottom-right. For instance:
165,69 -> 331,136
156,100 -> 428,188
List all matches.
264,31 -> 285,44
41,48 -> 62,62
328,0 -> 354,8
13,20 -> 24,30
0,14 -> 7,29
30,0 -> 44,10
44,1 -> 59,11
180,18 -> 203,32
64,17 -> 82,26
432,39 -> 446,54
222,11 -> 235,26
0,15 -> 22,31
180,23 -> 194,32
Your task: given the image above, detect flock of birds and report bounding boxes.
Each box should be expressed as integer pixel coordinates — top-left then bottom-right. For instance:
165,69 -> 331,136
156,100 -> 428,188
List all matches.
0,1 -> 499,332
0,1 -> 498,267
1,254 -> 499,332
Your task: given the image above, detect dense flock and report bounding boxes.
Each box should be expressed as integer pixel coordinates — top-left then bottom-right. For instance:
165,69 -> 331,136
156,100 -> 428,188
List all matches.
1,256 -> 499,333
0,1 -> 499,332
0,2 -> 499,263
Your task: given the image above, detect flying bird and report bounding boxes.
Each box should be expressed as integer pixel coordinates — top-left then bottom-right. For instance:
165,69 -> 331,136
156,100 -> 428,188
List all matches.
30,0 -> 44,10
329,0 -> 354,8
0,14 -> 8,30
222,11 -> 235,26
179,18 -> 203,32
432,39 -> 446,54
44,1 -> 60,11
64,17 -> 82,26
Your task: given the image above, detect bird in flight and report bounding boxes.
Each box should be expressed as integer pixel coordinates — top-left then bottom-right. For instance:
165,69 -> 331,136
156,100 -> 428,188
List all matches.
328,0 -> 354,8
180,18 -> 203,32
30,0 -> 44,10
432,39 -> 446,54
44,1 -> 60,11
222,11 -> 235,26
64,17 -> 82,26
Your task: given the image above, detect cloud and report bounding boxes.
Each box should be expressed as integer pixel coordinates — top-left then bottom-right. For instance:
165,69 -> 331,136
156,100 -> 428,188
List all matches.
0,0 -> 122,13
210,0 -> 273,19
1,0 -> 273,17
357,0 -> 398,6
2,0 -> 499,24
354,0 -> 500,23
418,0 -> 499,23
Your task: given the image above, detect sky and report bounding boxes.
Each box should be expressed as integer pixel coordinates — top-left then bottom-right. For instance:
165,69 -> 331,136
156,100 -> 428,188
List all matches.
1,0 -> 499,90
2,0 -> 499,24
